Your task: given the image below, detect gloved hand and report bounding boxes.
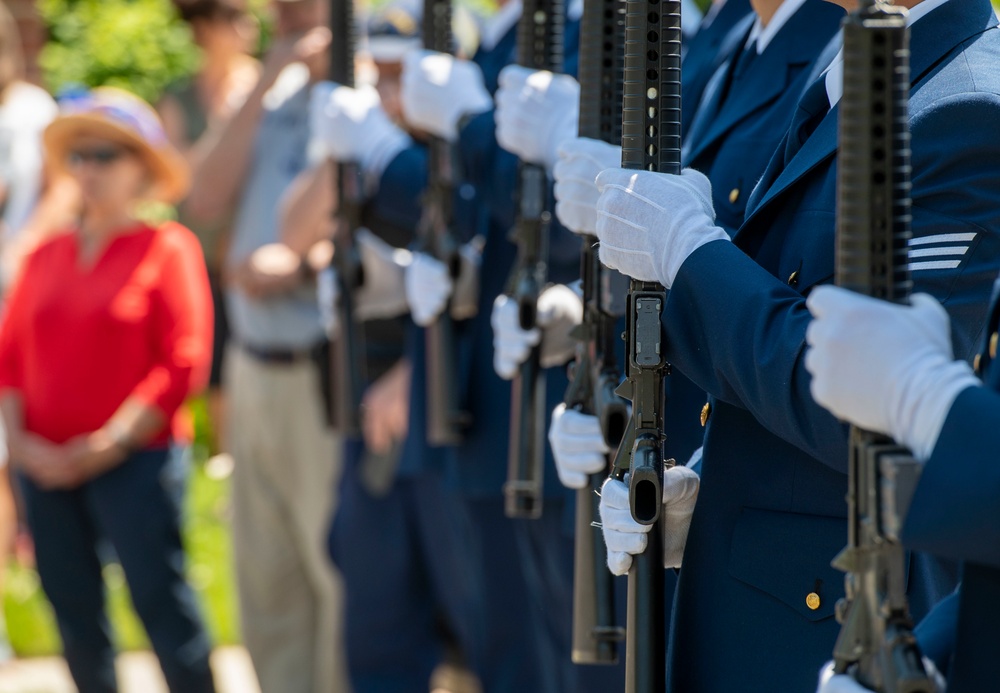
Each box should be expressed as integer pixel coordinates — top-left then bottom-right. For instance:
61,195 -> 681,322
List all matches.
553,137 -> 622,234
491,284 -> 583,379
495,66 -> 580,171
600,458 -> 701,575
405,245 -> 482,327
548,403 -> 609,489
805,287 -> 979,461
354,229 -> 412,320
309,82 -> 410,182
401,50 -> 493,142
317,267 -> 339,338
405,252 -> 451,327
816,660 -> 946,693
594,168 -> 730,287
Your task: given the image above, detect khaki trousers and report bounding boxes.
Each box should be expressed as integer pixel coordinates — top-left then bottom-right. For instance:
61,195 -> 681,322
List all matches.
225,346 -> 349,693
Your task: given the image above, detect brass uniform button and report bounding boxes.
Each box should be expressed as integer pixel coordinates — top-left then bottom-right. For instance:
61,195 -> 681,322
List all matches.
700,402 -> 711,427
990,332 -> 998,359
729,188 -> 740,204
788,269 -> 799,286
806,592 -> 821,611
974,353 -> 982,373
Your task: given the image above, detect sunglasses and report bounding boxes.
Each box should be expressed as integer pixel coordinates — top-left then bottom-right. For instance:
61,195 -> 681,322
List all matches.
67,146 -> 130,167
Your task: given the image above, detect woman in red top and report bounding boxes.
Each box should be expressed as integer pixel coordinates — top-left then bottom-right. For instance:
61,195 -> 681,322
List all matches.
0,87 -> 216,693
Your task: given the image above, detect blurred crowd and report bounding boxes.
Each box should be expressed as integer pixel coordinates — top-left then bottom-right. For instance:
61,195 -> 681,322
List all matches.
0,0 -> 427,691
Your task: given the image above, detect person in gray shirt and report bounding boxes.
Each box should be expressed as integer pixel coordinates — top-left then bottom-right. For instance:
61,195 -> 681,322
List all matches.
184,2 -> 348,692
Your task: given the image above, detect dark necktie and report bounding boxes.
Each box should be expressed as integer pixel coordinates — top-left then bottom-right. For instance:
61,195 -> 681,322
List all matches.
783,73 -> 832,166
731,42 -> 759,81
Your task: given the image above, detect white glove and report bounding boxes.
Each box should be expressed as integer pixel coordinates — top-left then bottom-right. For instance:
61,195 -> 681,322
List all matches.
553,137 -> 622,234
661,460 -> 700,569
309,82 -> 410,184
401,50 -> 493,142
354,229 -> 412,320
594,168 -> 730,287
548,403 -> 609,489
805,287 -> 979,462
404,245 -> 482,327
600,460 -> 701,575
495,66 -> 580,171
405,252 -> 452,327
491,284 -> 583,380
816,660 -> 946,693
317,266 -> 339,338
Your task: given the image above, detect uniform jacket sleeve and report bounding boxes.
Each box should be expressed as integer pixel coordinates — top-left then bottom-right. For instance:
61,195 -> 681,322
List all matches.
901,385 -> 1000,571
365,143 -> 429,239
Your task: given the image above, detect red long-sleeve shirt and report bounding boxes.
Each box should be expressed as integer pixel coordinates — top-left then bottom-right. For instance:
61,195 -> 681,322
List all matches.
0,222 -> 213,445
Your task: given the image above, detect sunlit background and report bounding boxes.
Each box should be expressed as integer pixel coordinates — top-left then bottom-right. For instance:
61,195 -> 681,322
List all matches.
2,0 -> 999,686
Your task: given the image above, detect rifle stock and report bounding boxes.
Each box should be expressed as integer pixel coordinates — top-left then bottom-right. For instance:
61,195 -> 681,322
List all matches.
568,0 -> 628,665
329,0 -> 364,436
503,0 -> 566,519
830,3 -> 933,691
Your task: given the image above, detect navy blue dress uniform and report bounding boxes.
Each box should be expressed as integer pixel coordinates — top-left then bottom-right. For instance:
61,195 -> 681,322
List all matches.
327,23 -> 518,693
664,0 -> 845,470
443,14 -> 638,693
331,7 -> 615,692
901,279 -> 1000,693
648,1 -> 1000,691
680,0 -> 752,134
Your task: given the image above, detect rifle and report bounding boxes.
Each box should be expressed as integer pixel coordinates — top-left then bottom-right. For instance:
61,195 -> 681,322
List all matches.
417,0 -> 469,447
502,0 -> 566,519
328,0 -> 365,436
830,3 -> 934,692
609,0 -> 682,688
567,0 -> 628,666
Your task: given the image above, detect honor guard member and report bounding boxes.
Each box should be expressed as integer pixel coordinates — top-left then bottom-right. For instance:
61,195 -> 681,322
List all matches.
283,6 -> 486,691
504,0 -> 843,493
310,1 -> 602,690
806,283 -> 1000,693
392,5 -> 635,691
570,0 -> 1000,690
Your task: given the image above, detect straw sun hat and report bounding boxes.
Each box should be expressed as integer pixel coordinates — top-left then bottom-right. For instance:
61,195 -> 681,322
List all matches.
43,86 -> 191,204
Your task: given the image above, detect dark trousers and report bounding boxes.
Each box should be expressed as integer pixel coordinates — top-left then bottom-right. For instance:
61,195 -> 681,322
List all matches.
329,443 -> 484,693
18,447 -> 215,693
514,497 -> 629,693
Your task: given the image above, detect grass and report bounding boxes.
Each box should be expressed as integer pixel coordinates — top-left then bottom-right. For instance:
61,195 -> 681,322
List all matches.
2,398 -> 241,657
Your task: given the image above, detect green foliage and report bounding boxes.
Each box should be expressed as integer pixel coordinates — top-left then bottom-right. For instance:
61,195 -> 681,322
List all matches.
38,0 -> 200,105
4,399 -> 241,656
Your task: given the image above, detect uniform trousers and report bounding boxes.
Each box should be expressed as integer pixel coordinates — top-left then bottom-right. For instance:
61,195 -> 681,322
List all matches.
18,447 -> 215,693
514,496 -> 630,693
225,346 -> 348,693
329,448 -> 483,693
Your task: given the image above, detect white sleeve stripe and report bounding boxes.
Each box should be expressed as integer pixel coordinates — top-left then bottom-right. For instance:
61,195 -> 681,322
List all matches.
908,246 -> 970,258
909,260 -> 963,271
908,232 -> 978,246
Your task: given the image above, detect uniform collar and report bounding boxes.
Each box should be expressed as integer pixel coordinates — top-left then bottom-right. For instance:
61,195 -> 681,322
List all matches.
480,0 -> 522,52
746,0 -> 808,54
824,0 -> 951,106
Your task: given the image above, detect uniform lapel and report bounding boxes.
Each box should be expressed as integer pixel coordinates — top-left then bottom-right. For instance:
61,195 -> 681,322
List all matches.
683,16 -> 755,162
686,1 -> 838,165
738,0 -> 998,243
